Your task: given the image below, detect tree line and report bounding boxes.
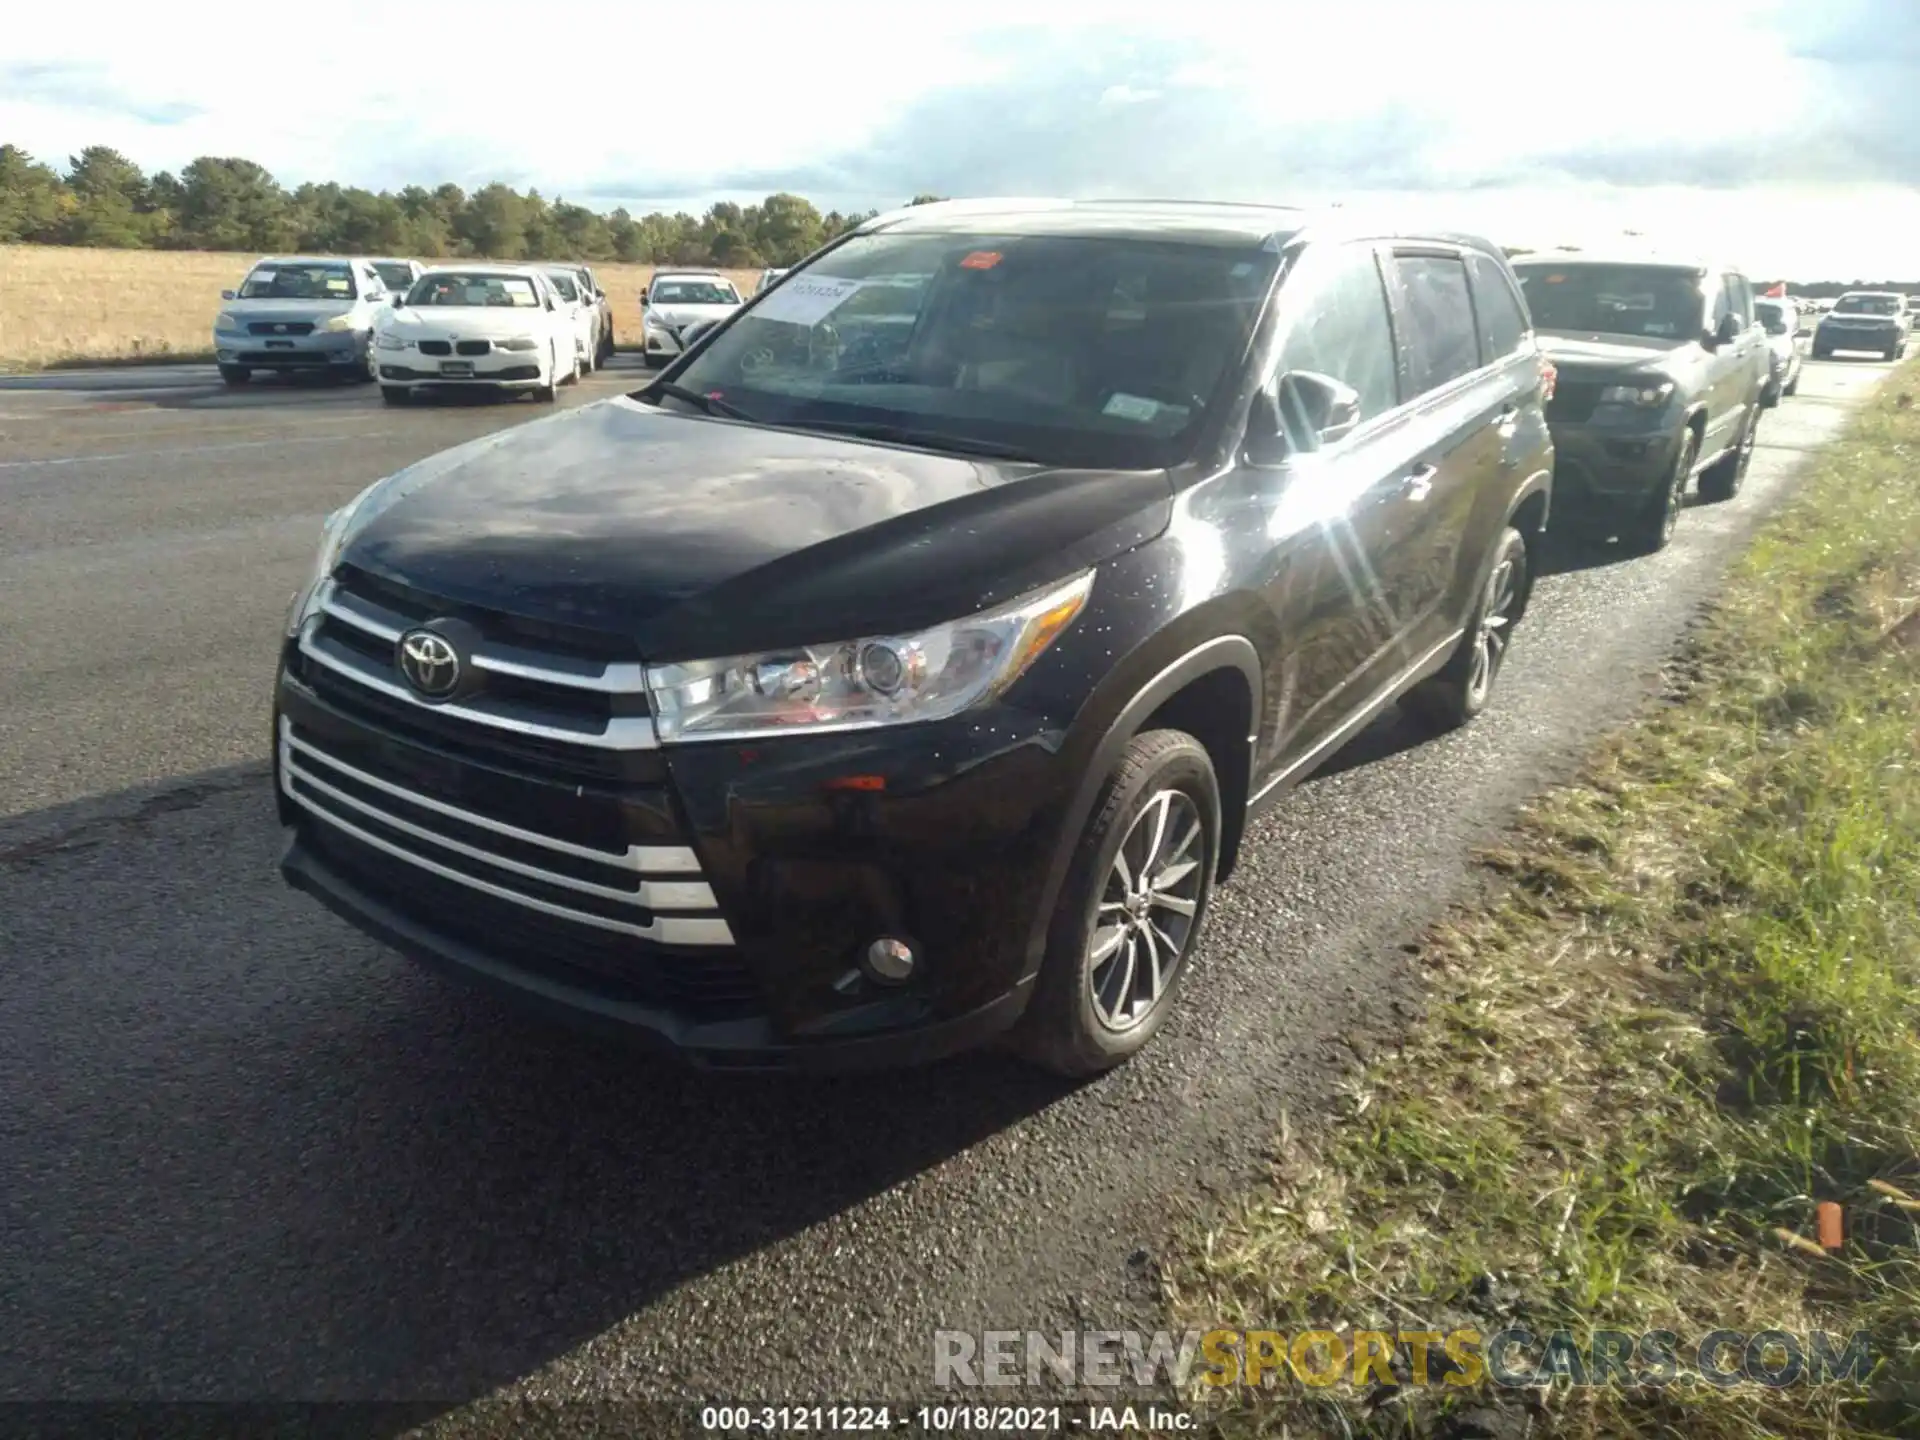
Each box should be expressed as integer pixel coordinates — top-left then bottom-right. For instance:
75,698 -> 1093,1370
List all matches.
0,143 -> 951,266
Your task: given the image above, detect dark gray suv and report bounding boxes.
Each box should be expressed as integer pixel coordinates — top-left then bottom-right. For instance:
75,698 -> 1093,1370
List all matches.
1513,251 -> 1771,552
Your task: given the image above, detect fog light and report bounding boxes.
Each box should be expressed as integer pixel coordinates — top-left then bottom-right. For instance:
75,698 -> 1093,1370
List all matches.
863,937 -> 916,984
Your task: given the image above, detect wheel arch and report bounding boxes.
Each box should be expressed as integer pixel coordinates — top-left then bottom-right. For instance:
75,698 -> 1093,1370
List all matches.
1020,633 -> 1262,984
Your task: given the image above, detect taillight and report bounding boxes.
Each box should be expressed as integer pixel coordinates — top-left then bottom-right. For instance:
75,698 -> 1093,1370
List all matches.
1539,356 -> 1558,404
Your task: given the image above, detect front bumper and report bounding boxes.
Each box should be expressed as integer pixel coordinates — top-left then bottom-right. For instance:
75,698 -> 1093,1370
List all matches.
378,358 -> 546,389
642,326 -> 686,361
271,628 -> 1075,1070
215,328 -> 365,368
1815,323 -> 1902,353
1543,408 -> 1685,515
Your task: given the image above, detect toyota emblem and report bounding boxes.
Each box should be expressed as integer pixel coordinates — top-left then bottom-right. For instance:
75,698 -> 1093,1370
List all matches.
397,627 -> 461,699
274,323 -> 288,333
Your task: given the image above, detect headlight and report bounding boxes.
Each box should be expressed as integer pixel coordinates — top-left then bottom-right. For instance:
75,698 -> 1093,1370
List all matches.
1598,381 -> 1675,408
215,311 -> 242,333
374,332 -> 411,351
646,570 -> 1096,744
643,309 -> 670,331
497,336 -> 540,352
285,483 -> 378,636
317,314 -> 357,333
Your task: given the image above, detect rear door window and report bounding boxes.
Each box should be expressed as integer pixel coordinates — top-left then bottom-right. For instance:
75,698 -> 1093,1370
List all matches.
1465,252 -> 1529,361
1391,252 -> 1481,396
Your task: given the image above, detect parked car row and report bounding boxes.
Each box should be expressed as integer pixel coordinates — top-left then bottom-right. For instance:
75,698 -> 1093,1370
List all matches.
214,254 -> 616,392
270,198 -> 1857,1079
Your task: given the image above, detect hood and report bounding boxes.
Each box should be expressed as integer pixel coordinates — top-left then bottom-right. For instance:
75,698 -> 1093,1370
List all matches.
337,396 -> 1173,659
1535,331 -> 1690,374
223,296 -> 359,320
378,307 -> 552,340
644,302 -> 739,327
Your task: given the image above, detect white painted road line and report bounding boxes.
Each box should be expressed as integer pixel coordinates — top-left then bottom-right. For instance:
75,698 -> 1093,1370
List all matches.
0,432 -> 402,470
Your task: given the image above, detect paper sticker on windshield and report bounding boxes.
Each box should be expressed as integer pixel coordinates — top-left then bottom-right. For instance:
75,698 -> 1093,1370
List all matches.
1102,392 -> 1162,423
325,278 -> 351,293
959,250 -> 1002,270
750,275 -> 864,327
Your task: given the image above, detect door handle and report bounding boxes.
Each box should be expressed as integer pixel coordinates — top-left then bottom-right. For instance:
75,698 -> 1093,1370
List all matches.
1400,463 -> 1437,501
1492,403 -> 1520,433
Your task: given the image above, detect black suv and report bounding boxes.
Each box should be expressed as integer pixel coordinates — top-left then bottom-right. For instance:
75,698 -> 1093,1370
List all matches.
1510,251 -> 1771,552
273,199 -> 1554,1075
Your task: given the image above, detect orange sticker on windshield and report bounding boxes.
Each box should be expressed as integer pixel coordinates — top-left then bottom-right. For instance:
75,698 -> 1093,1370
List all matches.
1544,274 -> 1566,283
959,251 -> 1003,270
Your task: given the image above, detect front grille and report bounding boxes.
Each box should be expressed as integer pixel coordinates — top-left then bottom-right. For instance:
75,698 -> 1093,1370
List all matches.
455,340 -> 491,356
282,718 -> 760,1014
248,321 -> 314,336
418,340 -> 452,356
296,574 -> 656,764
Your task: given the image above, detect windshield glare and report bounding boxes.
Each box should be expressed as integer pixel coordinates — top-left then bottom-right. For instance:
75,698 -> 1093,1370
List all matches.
372,262 -> 414,291
239,264 -> 356,301
546,273 -> 580,301
1835,294 -> 1901,315
408,273 -> 541,307
1515,264 -> 1704,339
650,281 -> 740,306
669,230 -> 1278,469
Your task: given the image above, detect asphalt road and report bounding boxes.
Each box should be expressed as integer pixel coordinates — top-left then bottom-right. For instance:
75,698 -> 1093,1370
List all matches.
0,353 -> 1896,1412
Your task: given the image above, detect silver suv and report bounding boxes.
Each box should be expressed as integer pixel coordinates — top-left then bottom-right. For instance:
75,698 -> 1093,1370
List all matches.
214,256 -> 396,386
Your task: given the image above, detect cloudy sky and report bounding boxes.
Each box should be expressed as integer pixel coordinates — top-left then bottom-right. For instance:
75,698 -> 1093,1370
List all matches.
4,0 -> 1918,278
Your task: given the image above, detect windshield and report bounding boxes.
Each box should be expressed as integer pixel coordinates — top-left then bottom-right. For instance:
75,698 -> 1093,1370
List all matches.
1754,300 -> 1789,335
546,272 -> 580,302
650,280 -> 740,306
667,229 -> 1278,469
1834,294 -> 1901,315
238,263 -> 356,301
1513,264 -> 1703,340
371,262 -> 415,291
407,273 -> 541,308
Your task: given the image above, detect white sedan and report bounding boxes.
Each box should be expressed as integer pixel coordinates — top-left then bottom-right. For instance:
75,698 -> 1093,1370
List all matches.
543,267 -> 601,374
641,271 -> 744,367
373,266 -> 582,404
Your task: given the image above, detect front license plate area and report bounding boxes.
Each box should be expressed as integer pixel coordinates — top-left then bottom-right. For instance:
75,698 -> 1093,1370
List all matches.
440,361 -> 474,377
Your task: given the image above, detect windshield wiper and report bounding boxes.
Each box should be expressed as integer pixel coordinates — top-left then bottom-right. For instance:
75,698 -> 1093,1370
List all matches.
785,419 -> 1043,463
647,381 -> 755,422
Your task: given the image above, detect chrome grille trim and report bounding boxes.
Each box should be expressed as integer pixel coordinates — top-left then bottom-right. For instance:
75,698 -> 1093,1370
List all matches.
280,724 -> 732,945
280,719 -> 701,875
298,621 -> 660,750
322,586 -> 650,695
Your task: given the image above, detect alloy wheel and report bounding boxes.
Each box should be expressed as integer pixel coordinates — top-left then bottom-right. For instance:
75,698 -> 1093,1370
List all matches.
1467,553 -> 1519,705
1086,789 -> 1205,1032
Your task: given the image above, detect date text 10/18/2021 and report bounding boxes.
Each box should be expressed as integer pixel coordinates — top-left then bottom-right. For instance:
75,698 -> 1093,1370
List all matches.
699,1405 -> 1194,1433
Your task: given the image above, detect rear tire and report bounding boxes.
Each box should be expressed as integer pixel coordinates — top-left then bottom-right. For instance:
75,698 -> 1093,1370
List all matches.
1404,526 -> 1529,733
1627,426 -> 1698,554
218,365 -> 250,386
1011,730 -> 1220,1078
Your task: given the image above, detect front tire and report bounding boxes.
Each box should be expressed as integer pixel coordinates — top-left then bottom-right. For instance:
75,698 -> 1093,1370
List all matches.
1783,372 -> 1799,397
218,365 -> 250,386
1697,407 -> 1757,503
1404,526 -> 1528,733
380,385 -> 409,406
1627,426 -> 1698,554
1013,730 -> 1220,1078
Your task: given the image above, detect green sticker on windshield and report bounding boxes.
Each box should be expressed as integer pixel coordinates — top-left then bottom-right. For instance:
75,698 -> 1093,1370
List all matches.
1102,392 -> 1161,423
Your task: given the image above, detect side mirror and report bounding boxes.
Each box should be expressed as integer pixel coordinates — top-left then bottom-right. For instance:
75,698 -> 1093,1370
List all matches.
221,289 -> 236,300
681,318 -> 718,348
1244,370 -> 1363,465
1713,312 -> 1741,347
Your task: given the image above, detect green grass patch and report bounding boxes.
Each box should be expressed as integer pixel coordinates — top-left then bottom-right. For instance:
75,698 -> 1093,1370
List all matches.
1171,368 -> 1920,1439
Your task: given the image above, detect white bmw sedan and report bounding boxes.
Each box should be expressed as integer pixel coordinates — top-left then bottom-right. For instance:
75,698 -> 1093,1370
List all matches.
373,266 -> 582,404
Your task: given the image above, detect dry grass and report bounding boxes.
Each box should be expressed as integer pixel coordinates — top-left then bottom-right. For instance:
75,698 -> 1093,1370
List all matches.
0,244 -> 763,370
1171,362 -> 1920,1438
